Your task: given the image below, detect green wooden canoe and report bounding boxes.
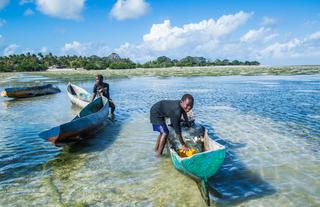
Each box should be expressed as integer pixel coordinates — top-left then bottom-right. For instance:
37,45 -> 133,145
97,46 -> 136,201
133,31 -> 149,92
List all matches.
168,125 -> 225,205
39,96 -> 109,145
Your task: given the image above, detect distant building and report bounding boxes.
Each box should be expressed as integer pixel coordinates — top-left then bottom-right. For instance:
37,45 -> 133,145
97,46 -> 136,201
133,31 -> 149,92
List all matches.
48,64 -> 66,69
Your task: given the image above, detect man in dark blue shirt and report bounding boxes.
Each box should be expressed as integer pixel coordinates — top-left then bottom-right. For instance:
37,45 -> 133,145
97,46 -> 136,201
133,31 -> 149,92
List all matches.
91,74 -> 115,115
150,94 -> 194,156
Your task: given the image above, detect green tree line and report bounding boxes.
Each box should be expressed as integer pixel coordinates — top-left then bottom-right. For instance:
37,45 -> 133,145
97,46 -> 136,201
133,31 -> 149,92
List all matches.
0,52 -> 260,72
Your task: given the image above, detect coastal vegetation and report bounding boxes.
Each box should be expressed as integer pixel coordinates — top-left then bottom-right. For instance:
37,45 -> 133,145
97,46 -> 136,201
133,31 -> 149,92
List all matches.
1,52 -> 319,78
0,52 -> 259,72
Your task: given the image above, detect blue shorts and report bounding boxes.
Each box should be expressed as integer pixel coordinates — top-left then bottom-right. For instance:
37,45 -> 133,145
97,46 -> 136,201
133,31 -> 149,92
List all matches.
152,123 -> 169,134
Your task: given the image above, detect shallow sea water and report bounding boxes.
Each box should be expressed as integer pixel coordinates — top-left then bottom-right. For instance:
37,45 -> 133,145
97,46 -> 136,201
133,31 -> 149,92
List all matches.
0,74 -> 319,207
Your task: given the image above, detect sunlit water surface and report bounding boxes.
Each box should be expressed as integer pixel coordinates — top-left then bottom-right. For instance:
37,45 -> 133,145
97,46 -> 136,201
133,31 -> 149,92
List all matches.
0,74 -> 319,207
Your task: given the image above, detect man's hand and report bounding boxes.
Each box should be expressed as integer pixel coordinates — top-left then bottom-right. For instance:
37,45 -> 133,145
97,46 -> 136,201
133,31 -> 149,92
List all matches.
182,144 -> 189,151
177,133 -> 188,151
98,88 -> 105,93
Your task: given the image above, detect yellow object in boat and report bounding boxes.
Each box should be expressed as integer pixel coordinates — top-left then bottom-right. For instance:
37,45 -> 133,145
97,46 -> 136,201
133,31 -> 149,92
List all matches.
178,148 -> 197,157
1,91 -> 7,97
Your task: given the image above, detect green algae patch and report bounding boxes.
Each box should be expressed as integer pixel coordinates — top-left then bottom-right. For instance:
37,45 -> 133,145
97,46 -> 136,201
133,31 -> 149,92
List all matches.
42,146 -> 90,206
0,72 -> 17,79
43,145 -> 87,180
10,65 -> 319,80
61,202 -> 89,207
43,176 -> 62,204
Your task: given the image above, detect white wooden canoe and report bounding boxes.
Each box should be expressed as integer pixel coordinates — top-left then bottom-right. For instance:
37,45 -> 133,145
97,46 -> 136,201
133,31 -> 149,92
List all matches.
67,83 -> 91,108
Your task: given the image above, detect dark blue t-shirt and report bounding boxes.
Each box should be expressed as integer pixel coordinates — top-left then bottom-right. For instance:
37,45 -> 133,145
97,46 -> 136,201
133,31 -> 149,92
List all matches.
150,100 -> 183,134
93,82 -> 110,99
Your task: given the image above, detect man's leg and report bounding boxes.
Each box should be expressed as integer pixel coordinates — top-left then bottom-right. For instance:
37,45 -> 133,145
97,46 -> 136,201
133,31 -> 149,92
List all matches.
155,133 -> 162,151
109,100 -> 115,115
157,133 -> 168,156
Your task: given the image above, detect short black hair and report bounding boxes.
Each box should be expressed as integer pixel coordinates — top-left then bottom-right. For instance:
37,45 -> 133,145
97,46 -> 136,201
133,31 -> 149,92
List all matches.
181,94 -> 194,106
96,74 -> 103,81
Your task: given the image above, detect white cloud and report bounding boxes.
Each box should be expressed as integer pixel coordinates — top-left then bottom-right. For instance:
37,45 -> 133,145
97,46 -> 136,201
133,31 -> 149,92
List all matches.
21,48 -> 34,54
3,44 -> 19,56
0,35 -> 4,47
260,31 -> 320,59
116,11 -> 253,61
143,11 -> 253,45
304,20 -> 319,28
61,41 -> 111,56
114,11 -> 320,65
35,0 -> 85,20
241,27 -> 277,43
143,11 -> 253,51
62,41 -> 86,55
305,31 -> 320,41
115,42 -> 155,62
261,16 -> 277,26
2,44 -> 49,56
261,38 -> 301,58
0,0 -> 9,10
20,30 -> 320,64
39,47 -> 47,53
24,8 -> 35,16
0,19 -> 6,27
110,0 -> 149,20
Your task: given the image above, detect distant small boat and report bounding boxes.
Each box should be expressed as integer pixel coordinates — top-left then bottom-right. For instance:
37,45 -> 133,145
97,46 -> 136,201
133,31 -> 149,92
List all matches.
67,83 -> 91,108
168,124 -> 225,205
1,84 -> 60,98
39,96 -> 109,145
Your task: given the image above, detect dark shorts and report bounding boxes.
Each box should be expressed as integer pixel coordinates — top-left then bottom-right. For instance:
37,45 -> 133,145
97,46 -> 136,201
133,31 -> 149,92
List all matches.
152,123 -> 169,134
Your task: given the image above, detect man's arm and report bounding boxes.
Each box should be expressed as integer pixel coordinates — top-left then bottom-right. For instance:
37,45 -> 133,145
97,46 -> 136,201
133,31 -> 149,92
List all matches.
91,93 -> 97,102
98,83 -> 110,99
171,115 -> 189,150
91,84 -> 97,102
176,133 -> 188,150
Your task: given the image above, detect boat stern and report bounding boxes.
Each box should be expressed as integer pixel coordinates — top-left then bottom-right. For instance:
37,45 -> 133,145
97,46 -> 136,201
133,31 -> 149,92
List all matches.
39,126 -> 61,144
1,90 -> 7,97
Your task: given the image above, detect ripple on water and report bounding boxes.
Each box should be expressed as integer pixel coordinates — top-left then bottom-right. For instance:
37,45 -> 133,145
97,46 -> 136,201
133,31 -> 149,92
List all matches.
0,75 -> 319,206
206,108 -> 320,207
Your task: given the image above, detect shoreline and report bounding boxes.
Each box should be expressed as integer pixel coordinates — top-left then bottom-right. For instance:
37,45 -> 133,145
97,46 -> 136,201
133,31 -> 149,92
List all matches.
1,65 -> 320,80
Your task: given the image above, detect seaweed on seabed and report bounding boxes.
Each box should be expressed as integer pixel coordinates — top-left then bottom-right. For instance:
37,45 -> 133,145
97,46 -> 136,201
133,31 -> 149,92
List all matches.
43,145 -> 86,181
42,176 -> 62,204
61,202 -> 89,207
41,146 -> 89,206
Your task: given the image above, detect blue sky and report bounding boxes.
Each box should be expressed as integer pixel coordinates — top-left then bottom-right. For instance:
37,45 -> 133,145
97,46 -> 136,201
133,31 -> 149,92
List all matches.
0,0 -> 320,65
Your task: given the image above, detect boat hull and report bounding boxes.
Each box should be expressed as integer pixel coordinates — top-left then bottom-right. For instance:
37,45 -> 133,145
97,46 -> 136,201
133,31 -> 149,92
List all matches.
39,96 -> 109,145
168,126 -> 225,205
1,84 -> 61,98
170,145 -> 225,180
67,83 -> 91,108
